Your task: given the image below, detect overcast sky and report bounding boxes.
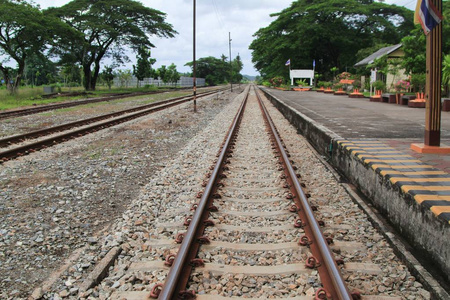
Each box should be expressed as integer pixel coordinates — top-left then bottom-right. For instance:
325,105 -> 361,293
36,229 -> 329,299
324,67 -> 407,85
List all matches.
34,0 -> 415,76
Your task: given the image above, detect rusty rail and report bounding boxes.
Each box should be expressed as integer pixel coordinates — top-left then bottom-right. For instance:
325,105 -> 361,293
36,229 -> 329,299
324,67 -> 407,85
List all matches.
0,88 -> 227,163
254,86 -> 352,300
0,86 -> 216,120
157,87 -> 250,299
0,88 -> 225,148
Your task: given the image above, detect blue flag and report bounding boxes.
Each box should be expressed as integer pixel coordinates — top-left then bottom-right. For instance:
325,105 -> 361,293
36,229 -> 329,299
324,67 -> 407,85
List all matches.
415,0 -> 443,35
285,59 -> 290,66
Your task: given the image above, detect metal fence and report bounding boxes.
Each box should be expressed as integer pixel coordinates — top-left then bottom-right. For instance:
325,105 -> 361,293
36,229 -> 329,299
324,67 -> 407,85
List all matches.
113,76 -> 205,88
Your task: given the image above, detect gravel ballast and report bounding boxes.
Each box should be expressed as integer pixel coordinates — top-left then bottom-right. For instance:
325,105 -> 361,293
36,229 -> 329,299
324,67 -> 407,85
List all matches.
0,88 -> 239,299
0,86 -> 434,299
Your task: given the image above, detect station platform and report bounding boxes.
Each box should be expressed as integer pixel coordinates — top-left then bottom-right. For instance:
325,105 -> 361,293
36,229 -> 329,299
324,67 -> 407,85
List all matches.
260,87 -> 450,285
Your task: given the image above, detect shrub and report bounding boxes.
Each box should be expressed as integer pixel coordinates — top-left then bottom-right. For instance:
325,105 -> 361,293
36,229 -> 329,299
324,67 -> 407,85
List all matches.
317,81 -> 326,88
394,80 -> 410,92
295,79 -> 308,86
323,81 -> 333,88
373,80 -> 386,92
410,74 -> 425,92
352,79 -> 361,89
333,83 -> 343,90
337,72 -> 353,80
270,76 -> 284,87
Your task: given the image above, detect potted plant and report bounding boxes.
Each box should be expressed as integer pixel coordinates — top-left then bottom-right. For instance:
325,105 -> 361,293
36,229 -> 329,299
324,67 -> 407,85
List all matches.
394,79 -> 410,104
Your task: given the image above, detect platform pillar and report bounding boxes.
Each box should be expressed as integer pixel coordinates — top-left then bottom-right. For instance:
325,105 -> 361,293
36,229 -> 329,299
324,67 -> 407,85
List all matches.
424,0 -> 442,146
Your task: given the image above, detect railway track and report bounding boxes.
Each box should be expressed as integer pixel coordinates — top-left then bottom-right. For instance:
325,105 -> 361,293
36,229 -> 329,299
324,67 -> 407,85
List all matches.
98,85 -> 408,299
0,88 -> 227,163
0,87 -> 217,120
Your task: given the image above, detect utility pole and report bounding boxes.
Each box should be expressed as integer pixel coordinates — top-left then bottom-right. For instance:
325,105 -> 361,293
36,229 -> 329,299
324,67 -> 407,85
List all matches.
193,0 -> 197,112
229,32 -> 233,92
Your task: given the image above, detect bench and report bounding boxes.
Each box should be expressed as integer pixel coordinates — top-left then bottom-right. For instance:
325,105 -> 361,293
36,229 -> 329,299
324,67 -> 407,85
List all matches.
382,94 -> 396,103
408,93 -> 425,108
349,88 -> 364,98
443,99 -> 450,111
400,95 -> 415,105
334,88 -> 347,95
370,90 -> 383,102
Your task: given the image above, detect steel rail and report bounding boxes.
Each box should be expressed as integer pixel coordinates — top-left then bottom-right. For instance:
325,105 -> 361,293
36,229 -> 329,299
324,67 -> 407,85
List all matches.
254,86 -> 352,299
0,88 -> 227,163
0,88 -> 225,148
0,86 -> 220,120
0,91 -> 168,120
157,87 -> 250,300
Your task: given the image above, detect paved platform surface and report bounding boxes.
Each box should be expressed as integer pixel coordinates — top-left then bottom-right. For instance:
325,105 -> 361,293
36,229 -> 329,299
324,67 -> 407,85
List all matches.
267,89 -> 450,224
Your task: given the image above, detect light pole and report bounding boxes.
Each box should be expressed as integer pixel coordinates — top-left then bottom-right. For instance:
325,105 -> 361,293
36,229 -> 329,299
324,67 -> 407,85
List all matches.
193,0 -> 197,112
229,32 -> 233,92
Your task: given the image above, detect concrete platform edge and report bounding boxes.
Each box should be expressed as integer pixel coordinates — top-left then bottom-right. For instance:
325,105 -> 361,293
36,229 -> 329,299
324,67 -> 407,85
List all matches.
301,135 -> 450,300
260,88 -> 450,288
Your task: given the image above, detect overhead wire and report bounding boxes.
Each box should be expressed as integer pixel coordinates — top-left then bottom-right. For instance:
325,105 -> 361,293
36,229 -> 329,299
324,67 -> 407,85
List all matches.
210,0 -> 230,55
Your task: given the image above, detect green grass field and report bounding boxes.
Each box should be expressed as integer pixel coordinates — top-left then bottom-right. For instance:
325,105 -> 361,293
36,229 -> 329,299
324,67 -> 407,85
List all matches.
0,85 -> 180,111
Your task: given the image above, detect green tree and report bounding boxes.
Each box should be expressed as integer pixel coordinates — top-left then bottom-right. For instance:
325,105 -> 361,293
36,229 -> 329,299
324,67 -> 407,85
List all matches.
401,27 -> 426,75
24,54 -> 58,87
166,63 -> 180,86
157,65 -> 168,84
401,1 -> 450,76
185,56 -> 230,86
117,69 -> 132,88
250,0 -> 413,81
232,54 -> 244,83
46,0 -> 176,91
0,0 -> 65,93
133,48 -> 157,87
443,54 -> 450,97
101,66 -> 116,90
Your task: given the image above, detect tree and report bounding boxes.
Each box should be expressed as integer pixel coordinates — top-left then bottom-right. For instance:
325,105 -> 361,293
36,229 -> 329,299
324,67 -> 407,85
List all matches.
166,63 -> 180,86
232,54 -> 244,83
156,65 -> 168,84
185,56 -> 230,86
0,0 -> 65,93
443,54 -> 450,97
401,27 -> 426,75
117,69 -> 132,88
101,66 -> 115,90
133,48 -> 157,87
23,53 -> 58,87
46,0 -> 176,91
250,0 -> 414,81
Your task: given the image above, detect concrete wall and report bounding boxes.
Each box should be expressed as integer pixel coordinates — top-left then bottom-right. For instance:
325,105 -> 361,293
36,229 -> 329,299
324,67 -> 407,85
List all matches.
260,88 -> 450,283
113,76 -> 205,88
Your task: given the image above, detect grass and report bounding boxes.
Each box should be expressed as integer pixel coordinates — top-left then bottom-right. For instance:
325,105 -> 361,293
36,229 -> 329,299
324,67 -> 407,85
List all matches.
0,84 -> 185,111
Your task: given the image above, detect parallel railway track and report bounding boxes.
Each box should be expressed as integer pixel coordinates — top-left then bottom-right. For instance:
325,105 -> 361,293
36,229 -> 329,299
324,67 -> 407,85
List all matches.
0,88 -> 227,163
104,86 -> 403,299
0,87 -> 210,120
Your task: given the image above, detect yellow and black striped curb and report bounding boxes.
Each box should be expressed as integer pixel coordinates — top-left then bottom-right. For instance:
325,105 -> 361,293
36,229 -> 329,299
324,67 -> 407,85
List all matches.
337,140 -> 450,224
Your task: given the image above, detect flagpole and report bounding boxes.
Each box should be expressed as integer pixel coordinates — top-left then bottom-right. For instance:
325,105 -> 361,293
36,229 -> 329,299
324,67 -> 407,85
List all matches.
424,0 -> 442,146
411,0 -> 450,153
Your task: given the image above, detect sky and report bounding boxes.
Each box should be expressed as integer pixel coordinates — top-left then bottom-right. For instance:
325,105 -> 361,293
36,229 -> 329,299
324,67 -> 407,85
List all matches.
33,0 -> 416,76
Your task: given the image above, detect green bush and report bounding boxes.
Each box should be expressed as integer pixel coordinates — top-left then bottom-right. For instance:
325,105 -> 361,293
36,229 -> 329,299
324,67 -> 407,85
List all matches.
352,79 -> 361,89
333,83 -> 343,89
317,81 -> 326,88
373,80 -> 386,92
295,79 -> 308,86
270,76 -> 284,87
410,73 -> 425,92
323,81 -> 332,88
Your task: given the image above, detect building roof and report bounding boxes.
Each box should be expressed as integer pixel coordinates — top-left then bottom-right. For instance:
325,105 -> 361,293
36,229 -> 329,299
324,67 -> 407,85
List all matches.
354,44 -> 402,67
